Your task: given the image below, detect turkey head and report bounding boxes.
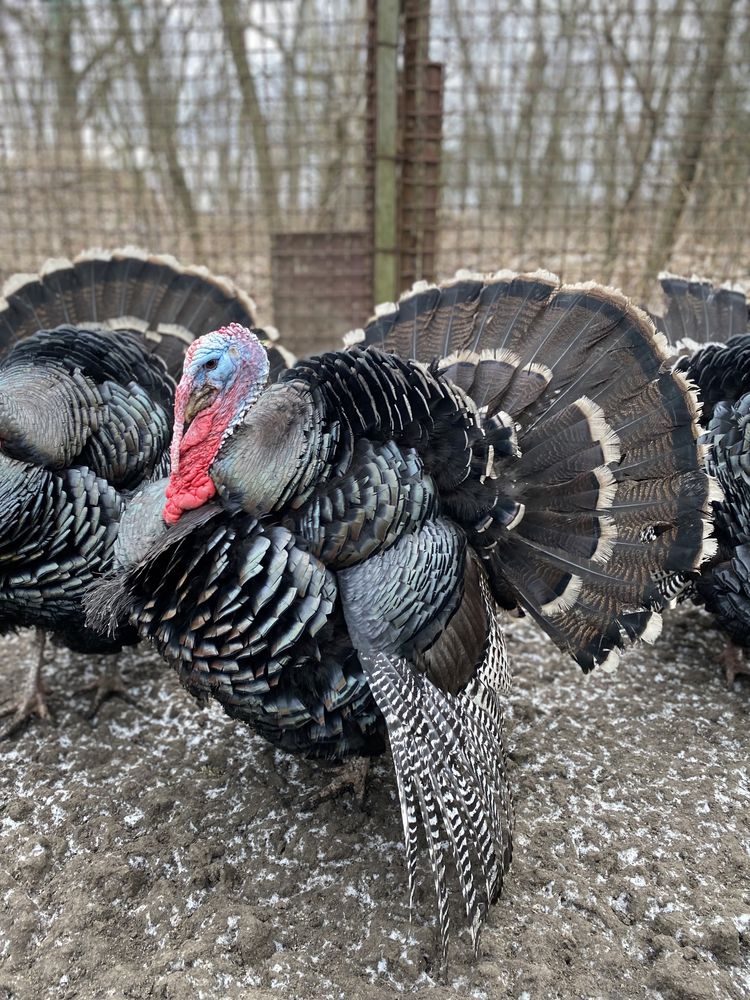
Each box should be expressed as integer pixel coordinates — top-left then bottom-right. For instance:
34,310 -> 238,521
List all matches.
164,323 -> 269,524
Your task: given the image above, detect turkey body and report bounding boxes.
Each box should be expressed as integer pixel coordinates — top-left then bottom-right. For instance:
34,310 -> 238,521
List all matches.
0,325 -> 173,649
653,274 -> 750,663
0,248 -> 287,733
100,347 -> 513,759
90,271 -> 715,960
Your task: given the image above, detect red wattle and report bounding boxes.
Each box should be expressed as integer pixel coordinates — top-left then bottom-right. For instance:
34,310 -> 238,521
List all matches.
163,469 -> 217,525
164,381 -> 246,524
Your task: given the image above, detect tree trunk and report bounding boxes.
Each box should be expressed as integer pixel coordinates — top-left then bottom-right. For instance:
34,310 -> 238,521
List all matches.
646,0 -> 737,276
112,1 -> 204,259
219,0 -> 280,233
47,0 -> 81,161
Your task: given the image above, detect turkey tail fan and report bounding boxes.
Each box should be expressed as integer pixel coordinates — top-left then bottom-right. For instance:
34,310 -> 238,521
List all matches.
350,270 -> 718,673
650,272 -> 749,351
655,278 -> 750,426
0,247 -> 292,381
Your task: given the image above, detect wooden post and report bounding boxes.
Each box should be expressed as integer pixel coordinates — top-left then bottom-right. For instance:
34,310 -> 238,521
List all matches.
373,0 -> 400,305
398,0 -> 443,291
399,59 -> 443,290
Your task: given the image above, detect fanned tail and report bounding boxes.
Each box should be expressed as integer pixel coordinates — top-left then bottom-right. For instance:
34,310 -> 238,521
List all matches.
0,247 -> 292,381
353,270 -> 716,672
648,273 -> 749,425
650,272 -> 748,352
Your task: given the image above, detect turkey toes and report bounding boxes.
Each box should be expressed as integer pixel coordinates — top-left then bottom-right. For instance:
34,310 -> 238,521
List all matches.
303,756 -> 371,809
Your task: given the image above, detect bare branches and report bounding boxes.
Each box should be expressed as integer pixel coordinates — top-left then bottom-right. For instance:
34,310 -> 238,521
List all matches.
219,0 -> 280,232
111,0 -> 204,257
647,0 -> 739,276
0,0 -> 747,310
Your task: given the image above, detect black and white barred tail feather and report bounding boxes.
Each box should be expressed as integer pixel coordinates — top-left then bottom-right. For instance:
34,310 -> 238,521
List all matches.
0,246 -> 292,382
349,270 -> 716,673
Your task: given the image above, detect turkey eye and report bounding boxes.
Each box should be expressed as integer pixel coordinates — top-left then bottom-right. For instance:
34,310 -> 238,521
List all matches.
204,358 -> 218,371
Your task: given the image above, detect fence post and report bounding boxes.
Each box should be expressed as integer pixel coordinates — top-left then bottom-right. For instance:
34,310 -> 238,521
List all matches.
399,0 -> 442,291
373,0 -> 400,305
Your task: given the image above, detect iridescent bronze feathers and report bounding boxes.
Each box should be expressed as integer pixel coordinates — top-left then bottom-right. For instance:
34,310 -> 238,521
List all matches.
653,275 -> 750,660
0,248 -> 287,737
86,269 -> 716,966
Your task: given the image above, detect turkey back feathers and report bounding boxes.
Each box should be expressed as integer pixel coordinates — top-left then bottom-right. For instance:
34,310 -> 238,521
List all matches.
352,270 -> 716,673
88,500 -> 383,759
654,277 -> 750,645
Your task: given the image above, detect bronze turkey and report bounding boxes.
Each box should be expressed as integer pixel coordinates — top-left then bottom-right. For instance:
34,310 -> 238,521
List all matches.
88,271 -> 716,962
0,247 -> 289,735
652,273 -> 750,684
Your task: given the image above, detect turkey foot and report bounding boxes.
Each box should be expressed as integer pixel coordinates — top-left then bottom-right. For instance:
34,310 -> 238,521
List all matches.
79,657 -> 135,719
720,644 -> 750,688
304,757 -> 371,808
0,629 -> 53,739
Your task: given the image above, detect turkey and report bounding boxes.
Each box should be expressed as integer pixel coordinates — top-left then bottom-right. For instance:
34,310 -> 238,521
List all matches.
87,271 -> 715,963
0,247 -> 291,737
651,273 -> 750,684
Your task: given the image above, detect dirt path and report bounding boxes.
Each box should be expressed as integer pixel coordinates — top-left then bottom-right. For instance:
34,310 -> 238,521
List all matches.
0,605 -> 748,999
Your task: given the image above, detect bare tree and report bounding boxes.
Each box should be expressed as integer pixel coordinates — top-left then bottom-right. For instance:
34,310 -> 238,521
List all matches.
600,0 -> 687,264
111,0 -> 204,257
219,0 -> 280,232
647,0 -> 738,275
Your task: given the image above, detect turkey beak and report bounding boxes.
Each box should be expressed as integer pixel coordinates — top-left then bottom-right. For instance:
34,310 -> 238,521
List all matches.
183,384 -> 219,427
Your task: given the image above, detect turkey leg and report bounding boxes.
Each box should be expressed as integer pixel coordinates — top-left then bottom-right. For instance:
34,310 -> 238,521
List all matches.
304,756 -> 371,808
78,654 -> 135,718
0,629 -> 53,739
720,643 -> 750,688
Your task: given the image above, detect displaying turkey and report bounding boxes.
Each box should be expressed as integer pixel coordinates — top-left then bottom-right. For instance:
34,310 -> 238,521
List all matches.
0,247 -> 291,737
87,271 -> 715,963
651,273 -> 750,684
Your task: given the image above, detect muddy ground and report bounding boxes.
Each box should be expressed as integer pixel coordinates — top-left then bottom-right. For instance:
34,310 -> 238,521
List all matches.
0,604 -> 748,1000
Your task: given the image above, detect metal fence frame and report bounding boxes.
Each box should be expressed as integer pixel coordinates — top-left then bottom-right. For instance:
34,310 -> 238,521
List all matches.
0,0 -> 747,351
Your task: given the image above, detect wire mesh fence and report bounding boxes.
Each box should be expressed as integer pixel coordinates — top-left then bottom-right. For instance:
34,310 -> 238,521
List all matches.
0,0 -> 748,353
